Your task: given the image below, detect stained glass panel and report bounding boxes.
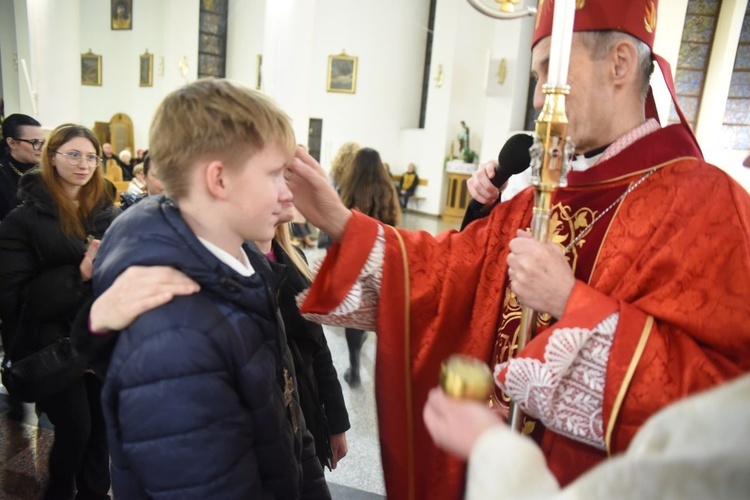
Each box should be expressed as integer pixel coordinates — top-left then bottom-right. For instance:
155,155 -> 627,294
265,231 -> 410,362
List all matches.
734,44 -> 750,71
200,12 -> 226,35
686,0 -> 720,15
722,124 -> 750,149
677,42 -> 710,70
670,96 -> 699,123
200,34 -> 225,57
728,71 -> 750,98
722,5 -> 750,150
198,0 -> 227,78
682,15 -> 718,44
675,69 -> 705,96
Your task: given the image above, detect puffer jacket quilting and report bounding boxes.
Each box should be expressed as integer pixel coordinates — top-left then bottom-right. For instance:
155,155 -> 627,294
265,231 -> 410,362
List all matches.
94,195 -> 329,499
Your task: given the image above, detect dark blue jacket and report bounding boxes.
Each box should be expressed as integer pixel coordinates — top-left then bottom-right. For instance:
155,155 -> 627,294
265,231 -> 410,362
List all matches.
93,196 -> 329,499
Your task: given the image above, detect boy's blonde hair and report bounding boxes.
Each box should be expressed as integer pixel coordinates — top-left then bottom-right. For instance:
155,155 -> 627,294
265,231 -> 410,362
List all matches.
149,78 -> 296,200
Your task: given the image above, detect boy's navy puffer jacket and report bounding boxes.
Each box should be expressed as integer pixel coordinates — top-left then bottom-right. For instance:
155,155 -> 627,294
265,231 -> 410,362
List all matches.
93,195 -> 329,499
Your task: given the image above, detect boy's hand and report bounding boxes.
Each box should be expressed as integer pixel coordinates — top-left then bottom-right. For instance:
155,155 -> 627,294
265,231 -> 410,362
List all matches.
288,146 -> 352,241
90,266 -> 200,333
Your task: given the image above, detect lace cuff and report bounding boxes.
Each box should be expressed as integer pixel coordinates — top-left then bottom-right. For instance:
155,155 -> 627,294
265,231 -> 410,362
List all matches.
298,225 -> 386,331
495,312 -> 618,449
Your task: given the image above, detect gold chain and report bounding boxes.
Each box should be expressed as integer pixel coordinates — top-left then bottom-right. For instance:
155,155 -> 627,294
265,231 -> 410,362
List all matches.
5,160 -> 25,177
564,168 -> 657,255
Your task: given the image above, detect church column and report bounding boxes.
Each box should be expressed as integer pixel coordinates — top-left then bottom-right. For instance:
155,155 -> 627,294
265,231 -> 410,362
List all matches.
261,0 -> 317,146
23,0 -> 82,127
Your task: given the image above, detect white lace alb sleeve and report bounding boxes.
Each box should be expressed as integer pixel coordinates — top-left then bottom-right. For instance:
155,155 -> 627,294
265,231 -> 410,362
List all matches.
297,225 -> 386,331
495,312 -> 619,450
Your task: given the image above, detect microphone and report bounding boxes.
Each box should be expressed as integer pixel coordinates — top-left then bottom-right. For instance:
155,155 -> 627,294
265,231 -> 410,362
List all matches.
491,133 -> 533,189
460,133 -> 533,230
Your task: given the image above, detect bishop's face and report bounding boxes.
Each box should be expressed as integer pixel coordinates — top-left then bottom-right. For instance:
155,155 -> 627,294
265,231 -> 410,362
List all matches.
531,34 -> 615,155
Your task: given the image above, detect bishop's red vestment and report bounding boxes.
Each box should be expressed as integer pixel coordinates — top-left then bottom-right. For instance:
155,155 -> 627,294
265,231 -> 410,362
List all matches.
301,123 -> 750,499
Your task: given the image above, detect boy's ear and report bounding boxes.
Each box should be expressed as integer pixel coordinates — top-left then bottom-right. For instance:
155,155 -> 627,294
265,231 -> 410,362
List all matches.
205,160 -> 229,200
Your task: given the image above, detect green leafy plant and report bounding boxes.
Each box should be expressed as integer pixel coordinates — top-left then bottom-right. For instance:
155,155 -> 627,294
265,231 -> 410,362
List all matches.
462,148 -> 478,164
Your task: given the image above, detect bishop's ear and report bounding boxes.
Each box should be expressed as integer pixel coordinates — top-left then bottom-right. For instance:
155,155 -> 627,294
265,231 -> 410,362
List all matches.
611,39 -> 639,84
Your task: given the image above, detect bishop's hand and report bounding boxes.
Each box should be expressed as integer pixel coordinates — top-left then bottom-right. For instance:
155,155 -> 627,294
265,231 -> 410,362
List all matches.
288,146 -> 352,241
507,229 -> 575,319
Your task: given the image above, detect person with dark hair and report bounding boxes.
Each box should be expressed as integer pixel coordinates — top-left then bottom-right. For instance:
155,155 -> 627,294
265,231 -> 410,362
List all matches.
0,123 -> 117,499
0,113 -> 44,220
337,147 -> 401,387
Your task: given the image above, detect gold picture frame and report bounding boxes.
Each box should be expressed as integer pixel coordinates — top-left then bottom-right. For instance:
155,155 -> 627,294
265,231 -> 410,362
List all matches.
111,0 -> 132,30
256,54 -> 262,90
140,50 -> 153,87
326,52 -> 358,94
81,50 -> 102,86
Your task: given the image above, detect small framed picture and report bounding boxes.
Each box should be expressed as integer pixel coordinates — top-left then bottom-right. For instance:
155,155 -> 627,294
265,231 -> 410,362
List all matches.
256,54 -> 262,90
111,0 -> 133,30
81,50 -> 102,86
326,53 -> 358,94
140,51 -> 153,87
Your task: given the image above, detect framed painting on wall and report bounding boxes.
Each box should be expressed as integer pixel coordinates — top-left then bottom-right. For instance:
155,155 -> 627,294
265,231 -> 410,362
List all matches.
140,50 -> 153,87
256,54 -> 262,90
111,0 -> 132,30
326,52 -> 358,94
81,50 -> 102,86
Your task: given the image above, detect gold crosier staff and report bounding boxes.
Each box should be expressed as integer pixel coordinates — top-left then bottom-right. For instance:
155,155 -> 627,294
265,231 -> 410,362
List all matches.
508,0 -> 576,433
444,1 -> 577,434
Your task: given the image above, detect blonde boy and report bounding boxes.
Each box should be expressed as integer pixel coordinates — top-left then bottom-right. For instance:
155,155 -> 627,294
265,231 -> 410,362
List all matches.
93,79 -> 330,499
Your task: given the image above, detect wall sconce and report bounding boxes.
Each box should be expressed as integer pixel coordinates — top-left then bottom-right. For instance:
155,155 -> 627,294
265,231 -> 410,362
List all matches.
434,64 -> 444,88
496,58 -> 507,85
178,56 -> 189,82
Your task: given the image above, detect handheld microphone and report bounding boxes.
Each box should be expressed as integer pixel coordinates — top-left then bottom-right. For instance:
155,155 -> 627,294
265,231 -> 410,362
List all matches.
460,133 -> 533,230
490,133 -> 534,189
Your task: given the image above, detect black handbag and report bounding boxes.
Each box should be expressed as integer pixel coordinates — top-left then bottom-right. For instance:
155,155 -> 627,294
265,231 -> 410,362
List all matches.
1,336 -> 86,403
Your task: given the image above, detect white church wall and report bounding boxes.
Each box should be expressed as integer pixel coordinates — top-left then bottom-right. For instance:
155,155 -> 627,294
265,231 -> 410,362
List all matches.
74,0 -> 199,150
308,0 -> 430,171
396,0 -> 501,216
1,1 -> 21,115
226,0 -> 266,88
26,0 -> 81,128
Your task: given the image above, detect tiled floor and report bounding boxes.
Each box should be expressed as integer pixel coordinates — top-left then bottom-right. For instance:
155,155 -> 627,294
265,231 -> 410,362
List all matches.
0,210 -> 460,499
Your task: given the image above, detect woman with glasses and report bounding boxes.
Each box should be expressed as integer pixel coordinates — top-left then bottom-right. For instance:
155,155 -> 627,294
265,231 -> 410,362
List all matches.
0,113 -> 45,220
0,123 -> 117,499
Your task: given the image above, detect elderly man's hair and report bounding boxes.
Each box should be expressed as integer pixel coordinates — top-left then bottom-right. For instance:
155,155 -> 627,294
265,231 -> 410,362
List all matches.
579,31 -> 654,101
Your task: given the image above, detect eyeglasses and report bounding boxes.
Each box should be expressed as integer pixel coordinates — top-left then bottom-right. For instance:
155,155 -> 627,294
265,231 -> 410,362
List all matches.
14,137 -> 46,151
54,150 -> 102,167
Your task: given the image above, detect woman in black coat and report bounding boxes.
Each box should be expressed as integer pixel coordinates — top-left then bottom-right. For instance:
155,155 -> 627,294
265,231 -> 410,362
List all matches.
0,124 -> 118,499
0,113 -> 45,220
255,211 -> 351,470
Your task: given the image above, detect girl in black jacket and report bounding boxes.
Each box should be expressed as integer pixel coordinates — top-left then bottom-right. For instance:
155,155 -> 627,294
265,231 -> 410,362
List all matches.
255,207 -> 351,470
0,124 -> 118,499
